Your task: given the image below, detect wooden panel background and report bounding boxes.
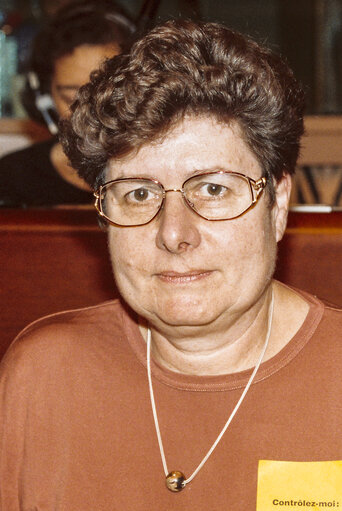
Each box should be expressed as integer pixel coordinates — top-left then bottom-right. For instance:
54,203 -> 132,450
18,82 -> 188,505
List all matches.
1,208 -> 342,360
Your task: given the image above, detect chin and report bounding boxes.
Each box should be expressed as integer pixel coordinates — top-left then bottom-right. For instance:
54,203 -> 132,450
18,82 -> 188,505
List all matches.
151,299 -> 220,328
119,285 -> 223,328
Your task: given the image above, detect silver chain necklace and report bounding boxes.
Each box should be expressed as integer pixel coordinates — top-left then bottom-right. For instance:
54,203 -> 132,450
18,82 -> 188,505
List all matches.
146,289 -> 274,492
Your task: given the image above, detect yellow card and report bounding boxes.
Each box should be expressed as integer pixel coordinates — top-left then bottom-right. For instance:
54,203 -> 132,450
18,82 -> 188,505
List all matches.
256,460 -> 342,510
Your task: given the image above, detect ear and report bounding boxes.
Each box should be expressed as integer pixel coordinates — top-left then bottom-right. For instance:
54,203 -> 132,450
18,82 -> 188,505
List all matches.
272,173 -> 292,242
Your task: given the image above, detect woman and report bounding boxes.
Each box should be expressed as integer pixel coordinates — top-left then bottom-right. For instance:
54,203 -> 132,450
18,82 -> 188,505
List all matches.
0,0 -> 135,207
0,19 -> 341,510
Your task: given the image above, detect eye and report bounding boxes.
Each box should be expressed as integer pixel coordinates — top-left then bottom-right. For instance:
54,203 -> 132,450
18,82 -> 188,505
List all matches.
125,186 -> 157,203
202,183 -> 225,196
57,88 -> 78,107
60,93 -> 76,106
133,188 -> 149,201
196,182 -> 229,198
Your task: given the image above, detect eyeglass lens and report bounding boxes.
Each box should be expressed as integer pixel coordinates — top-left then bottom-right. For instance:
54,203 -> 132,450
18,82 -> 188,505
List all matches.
99,173 -> 255,226
101,179 -> 163,226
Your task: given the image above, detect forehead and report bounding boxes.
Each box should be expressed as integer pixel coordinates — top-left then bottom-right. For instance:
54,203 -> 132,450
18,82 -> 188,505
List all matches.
53,43 -> 120,86
107,116 -> 262,182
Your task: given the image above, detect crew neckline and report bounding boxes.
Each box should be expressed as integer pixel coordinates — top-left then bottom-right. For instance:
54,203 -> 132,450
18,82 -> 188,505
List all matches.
122,285 -> 324,392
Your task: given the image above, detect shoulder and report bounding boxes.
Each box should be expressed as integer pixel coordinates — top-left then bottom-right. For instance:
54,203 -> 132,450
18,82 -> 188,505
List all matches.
319,300 -> 342,333
282,283 -> 342,320
277,283 -> 342,362
302,293 -> 342,365
0,138 -> 56,167
0,138 -> 57,206
295,286 -> 342,334
0,300 -> 127,376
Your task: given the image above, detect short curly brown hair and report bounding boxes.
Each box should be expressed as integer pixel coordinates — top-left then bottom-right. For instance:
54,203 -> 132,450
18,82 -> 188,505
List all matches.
60,19 -> 305,193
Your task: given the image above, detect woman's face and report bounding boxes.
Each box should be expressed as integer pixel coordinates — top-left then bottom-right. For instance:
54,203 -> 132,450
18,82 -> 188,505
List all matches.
107,116 -> 290,334
51,43 -> 120,118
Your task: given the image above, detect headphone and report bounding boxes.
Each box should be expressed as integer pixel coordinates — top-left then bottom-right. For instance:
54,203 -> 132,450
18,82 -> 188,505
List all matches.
27,71 -> 59,135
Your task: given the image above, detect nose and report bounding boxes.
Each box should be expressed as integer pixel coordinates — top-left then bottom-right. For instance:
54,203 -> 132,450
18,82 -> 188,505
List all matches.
155,191 -> 201,254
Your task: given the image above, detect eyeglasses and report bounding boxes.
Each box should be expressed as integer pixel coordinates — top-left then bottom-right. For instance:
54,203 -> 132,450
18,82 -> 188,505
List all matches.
94,170 -> 267,227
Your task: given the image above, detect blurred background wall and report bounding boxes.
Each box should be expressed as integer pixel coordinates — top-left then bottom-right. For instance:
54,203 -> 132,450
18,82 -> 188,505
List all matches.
1,0 -> 341,205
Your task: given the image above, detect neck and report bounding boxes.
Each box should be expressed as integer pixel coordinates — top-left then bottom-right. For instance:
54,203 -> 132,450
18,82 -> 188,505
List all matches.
144,284 -> 274,376
141,280 -> 310,377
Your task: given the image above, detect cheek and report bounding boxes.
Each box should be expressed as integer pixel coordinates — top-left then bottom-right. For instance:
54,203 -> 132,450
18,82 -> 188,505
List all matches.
221,210 -> 277,280
108,228 -> 153,291
254,214 -> 278,278
51,92 -> 68,118
108,228 -> 164,320
56,100 -> 71,119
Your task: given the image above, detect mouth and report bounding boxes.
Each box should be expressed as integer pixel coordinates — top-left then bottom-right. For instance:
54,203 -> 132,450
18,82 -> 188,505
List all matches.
155,270 -> 213,284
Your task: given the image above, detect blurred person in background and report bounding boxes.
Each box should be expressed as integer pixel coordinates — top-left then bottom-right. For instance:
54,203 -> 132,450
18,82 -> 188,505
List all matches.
0,0 -> 135,207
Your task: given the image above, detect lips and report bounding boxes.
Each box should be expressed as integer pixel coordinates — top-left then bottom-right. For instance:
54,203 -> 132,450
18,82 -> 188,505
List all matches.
155,270 -> 212,283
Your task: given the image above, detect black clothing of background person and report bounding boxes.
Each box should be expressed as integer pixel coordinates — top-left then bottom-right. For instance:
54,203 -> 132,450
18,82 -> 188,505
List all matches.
0,139 -> 92,208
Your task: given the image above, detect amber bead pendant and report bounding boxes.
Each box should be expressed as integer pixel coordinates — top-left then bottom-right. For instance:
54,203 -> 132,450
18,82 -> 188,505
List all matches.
165,471 -> 186,492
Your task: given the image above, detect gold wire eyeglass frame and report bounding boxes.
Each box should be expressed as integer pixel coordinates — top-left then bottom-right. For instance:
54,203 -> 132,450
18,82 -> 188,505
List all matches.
93,170 -> 267,227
